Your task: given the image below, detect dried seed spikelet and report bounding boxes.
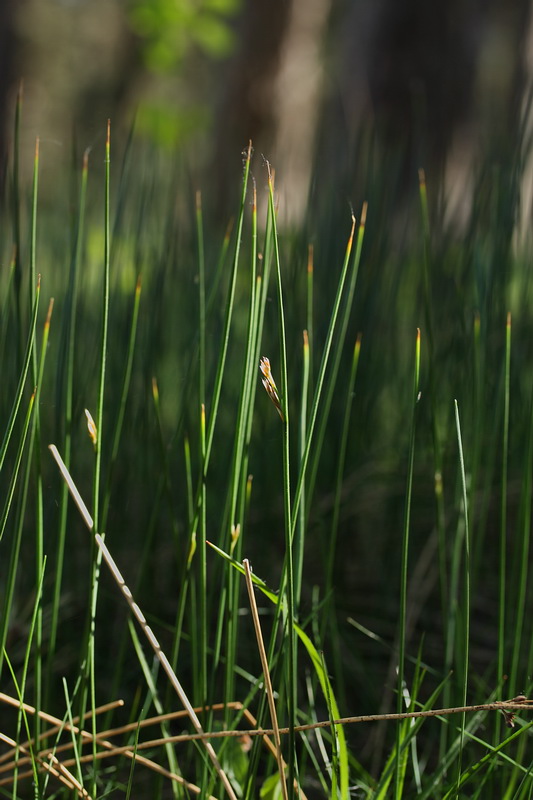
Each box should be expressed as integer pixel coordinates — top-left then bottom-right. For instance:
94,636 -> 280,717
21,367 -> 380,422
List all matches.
259,356 -> 284,421
85,409 -> 97,447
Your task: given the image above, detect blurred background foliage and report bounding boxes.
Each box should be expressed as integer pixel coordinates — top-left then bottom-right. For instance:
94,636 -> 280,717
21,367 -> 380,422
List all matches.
1,0 -> 533,226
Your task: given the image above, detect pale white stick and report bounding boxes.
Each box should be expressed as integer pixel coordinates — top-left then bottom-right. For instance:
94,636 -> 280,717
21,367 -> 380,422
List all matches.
48,444 -> 237,800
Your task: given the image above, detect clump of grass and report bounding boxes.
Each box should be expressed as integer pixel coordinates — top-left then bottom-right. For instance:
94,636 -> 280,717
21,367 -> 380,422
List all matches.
1,109 -> 533,800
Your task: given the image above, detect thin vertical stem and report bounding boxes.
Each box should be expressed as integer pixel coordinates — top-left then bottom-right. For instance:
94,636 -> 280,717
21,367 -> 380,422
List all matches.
294,329 -> 310,608
266,163 -> 295,797
48,150 -> 89,675
199,402 -> 207,710
196,190 -> 206,409
395,328 -> 420,799
454,399 -> 470,794
93,120 -> 111,533
498,313 -> 511,695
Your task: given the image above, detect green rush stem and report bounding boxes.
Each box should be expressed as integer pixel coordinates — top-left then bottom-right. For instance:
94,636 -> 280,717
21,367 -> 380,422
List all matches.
199,403 -> 207,712
223,178 -> 259,724
187,144 -> 252,551
418,170 -> 447,628
441,721 -> 533,799
151,378 -> 180,547
93,119 -> 111,534
62,679 -> 86,793
294,329 -> 310,609
454,399 -> 471,796
197,190 -> 206,410
6,560 -> 46,799
127,622 -> 183,799
242,197 -> 277,800
0,304 -> 51,734
185,434 -> 194,528
395,328 -> 420,800
12,82 -> 22,346
267,166 -> 296,798
306,245 -> 314,397
29,138 -> 39,315
0,248 -> 16,366
204,144 -> 252,470
322,334 -> 361,641
101,275 -> 142,532
470,312 -> 483,576
419,169 -> 450,764
0,391 -> 35,677
206,218 -> 233,317
497,313 -> 511,736
509,379 -> 533,697
275,209 -> 364,653
0,391 -> 35,546
0,279 -> 41,472
48,150 -> 88,681
301,207 -> 366,533
29,138 -> 44,750
88,120 -> 111,796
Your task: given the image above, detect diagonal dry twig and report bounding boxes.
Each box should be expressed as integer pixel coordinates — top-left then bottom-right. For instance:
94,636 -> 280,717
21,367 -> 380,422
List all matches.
3,690 -> 527,795
48,443 -> 237,800
0,695 -> 309,799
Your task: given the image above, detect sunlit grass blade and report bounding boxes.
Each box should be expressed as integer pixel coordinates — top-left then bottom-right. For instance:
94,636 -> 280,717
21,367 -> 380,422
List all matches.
373,673 -> 448,798
222,177 -> 260,729
128,619 -> 183,799
208,540 -> 351,797
203,141 -> 253,471
453,399 -> 471,793
62,678 -> 86,796
0,297 -> 52,691
0,276 -> 41,471
439,722 -> 533,799
301,204 -> 366,526
101,274 -> 142,531
0,386 -> 35,551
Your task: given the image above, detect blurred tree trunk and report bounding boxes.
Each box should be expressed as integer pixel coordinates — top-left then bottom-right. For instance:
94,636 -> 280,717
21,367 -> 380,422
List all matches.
212,0 -> 292,189
518,1 -> 533,240
269,0 -> 333,225
441,0 -> 533,227
212,0 -> 332,224
306,0 -> 533,234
